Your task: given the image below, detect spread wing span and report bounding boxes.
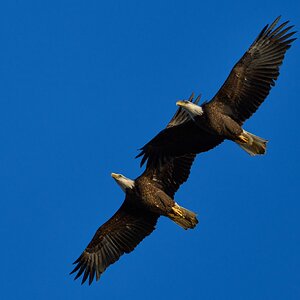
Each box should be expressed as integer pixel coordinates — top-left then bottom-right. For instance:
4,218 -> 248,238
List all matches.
70,200 -> 158,285
209,16 -> 296,124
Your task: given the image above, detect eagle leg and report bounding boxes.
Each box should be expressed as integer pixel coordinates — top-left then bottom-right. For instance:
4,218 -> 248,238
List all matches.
237,134 -> 249,144
168,203 -> 198,230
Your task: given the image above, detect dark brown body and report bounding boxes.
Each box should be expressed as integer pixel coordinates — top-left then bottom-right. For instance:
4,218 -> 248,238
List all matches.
133,176 -> 175,216
199,103 -> 243,140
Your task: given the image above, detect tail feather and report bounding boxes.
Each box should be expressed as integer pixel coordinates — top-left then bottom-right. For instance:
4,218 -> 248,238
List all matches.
169,203 -> 198,230
236,130 -> 268,156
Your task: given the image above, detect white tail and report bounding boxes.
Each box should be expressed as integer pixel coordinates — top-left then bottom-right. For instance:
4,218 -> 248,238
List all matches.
236,130 -> 268,156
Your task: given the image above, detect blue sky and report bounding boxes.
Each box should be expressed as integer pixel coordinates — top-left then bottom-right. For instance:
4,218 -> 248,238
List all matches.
0,1 -> 299,299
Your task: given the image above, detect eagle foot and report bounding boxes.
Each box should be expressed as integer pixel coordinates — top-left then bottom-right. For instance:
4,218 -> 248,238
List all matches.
237,134 -> 249,144
172,204 -> 185,218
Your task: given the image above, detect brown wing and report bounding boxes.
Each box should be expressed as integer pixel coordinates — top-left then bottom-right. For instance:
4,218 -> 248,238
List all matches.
141,153 -> 196,198
137,93 -> 223,167
208,17 -> 296,124
70,198 -> 158,285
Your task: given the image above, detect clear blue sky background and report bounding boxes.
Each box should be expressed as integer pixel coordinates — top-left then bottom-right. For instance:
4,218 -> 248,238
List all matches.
0,1 -> 299,299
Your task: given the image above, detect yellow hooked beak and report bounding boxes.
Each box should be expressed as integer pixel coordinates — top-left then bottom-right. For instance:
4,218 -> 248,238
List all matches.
176,100 -> 188,107
111,173 -> 119,179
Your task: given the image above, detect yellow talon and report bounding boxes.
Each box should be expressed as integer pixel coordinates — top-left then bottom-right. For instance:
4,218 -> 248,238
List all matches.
238,134 -> 249,144
172,204 -> 185,218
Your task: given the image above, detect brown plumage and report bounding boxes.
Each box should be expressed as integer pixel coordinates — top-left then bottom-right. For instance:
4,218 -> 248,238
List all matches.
137,93 -> 224,167
70,99 -> 198,285
138,17 -> 296,166
71,201 -> 159,285
211,17 -> 296,123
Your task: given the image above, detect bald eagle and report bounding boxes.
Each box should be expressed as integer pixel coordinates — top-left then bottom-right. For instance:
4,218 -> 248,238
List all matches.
137,17 -> 296,167
70,101 -> 198,285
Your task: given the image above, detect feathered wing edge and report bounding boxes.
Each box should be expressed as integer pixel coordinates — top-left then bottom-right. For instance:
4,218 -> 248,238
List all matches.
70,200 -> 159,285
209,16 -> 296,124
136,93 -> 201,167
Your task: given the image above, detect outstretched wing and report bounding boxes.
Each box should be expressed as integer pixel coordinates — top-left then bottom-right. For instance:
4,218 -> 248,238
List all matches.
70,199 -> 158,285
137,94 -> 224,168
208,17 -> 296,124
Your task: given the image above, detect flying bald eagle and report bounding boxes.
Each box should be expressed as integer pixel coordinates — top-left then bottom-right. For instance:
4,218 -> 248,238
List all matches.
70,100 -> 198,285
137,17 -> 296,167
